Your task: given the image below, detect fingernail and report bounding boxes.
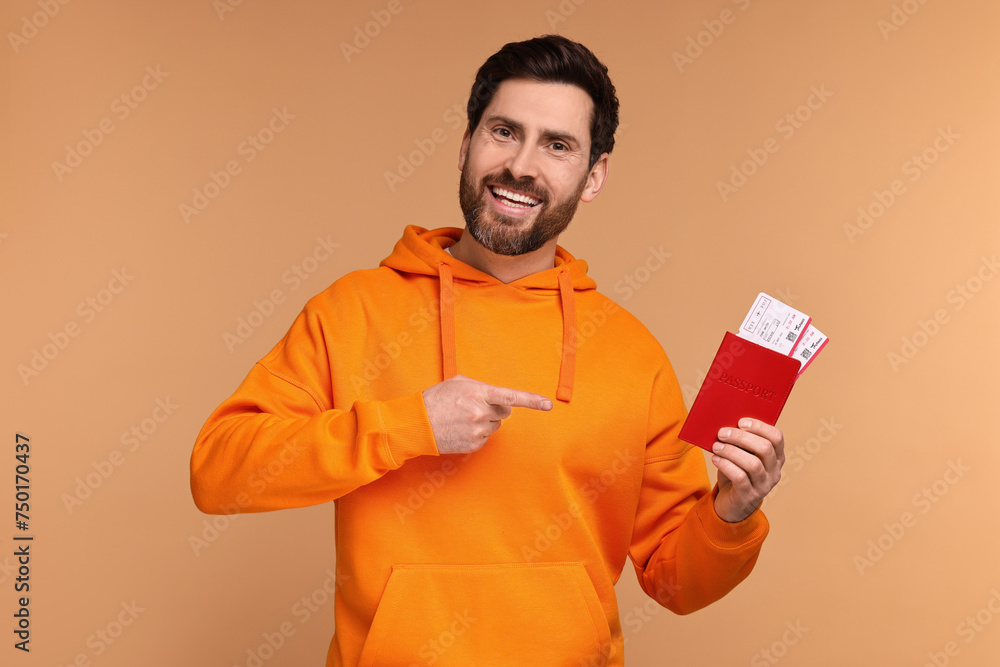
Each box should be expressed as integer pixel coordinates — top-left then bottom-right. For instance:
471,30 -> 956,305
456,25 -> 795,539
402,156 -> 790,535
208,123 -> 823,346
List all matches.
541,399 -> 553,410
720,428 -> 731,439
740,419 -> 752,429
712,442 -> 724,453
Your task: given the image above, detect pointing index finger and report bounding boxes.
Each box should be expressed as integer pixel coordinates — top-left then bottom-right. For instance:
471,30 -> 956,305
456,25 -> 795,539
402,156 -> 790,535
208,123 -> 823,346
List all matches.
483,384 -> 554,411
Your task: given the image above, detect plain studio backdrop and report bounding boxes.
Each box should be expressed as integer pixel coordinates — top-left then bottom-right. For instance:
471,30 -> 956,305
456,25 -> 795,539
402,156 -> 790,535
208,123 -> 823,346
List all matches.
2,0 -> 998,665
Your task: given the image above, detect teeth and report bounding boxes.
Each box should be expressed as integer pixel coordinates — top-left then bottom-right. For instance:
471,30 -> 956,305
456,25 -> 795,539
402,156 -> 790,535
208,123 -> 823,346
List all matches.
491,186 -> 540,206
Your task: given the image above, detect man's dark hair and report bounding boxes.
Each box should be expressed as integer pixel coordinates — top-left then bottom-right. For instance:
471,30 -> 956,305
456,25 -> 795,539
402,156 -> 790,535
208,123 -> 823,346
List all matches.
466,35 -> 620,170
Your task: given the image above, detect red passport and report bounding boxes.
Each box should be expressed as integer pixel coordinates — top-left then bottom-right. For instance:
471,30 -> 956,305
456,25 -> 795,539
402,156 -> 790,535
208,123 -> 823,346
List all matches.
679,332 -> 801,452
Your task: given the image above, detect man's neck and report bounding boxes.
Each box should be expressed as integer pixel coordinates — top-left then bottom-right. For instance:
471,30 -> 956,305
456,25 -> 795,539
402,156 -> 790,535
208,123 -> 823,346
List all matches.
447,229 -> 559,284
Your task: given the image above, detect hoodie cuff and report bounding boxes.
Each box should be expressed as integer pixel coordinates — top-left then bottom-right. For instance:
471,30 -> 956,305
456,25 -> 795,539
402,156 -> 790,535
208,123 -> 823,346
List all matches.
692,485 -> 770,549
377,391 -> 440,466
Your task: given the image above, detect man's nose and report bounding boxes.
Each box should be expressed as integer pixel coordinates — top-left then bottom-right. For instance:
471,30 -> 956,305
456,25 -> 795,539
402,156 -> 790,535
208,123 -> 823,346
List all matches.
505,141 -> 540,181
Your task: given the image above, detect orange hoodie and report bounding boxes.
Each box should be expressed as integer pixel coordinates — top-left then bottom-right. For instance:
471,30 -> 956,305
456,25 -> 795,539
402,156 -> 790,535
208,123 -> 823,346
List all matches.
190,225 -> 769,666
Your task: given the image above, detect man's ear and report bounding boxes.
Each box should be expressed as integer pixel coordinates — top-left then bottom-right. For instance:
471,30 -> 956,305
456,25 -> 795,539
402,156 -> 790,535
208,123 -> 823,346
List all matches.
457,126 -> 471,171
579,153 -> 610,203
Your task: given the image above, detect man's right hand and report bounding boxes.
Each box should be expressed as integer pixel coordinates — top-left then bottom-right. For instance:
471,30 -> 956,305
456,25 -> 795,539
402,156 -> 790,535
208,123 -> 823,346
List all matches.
421,374 -> 553,454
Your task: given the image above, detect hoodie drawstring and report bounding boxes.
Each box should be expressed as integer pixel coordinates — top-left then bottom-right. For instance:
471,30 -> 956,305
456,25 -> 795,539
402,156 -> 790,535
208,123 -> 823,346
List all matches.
436,259 -> 576,402
556,267 -> 576,403
438,261 -> 457,379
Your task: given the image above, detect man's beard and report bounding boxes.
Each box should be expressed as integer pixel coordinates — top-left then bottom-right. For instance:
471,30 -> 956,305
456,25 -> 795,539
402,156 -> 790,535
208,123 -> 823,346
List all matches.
458,162 -> 586,256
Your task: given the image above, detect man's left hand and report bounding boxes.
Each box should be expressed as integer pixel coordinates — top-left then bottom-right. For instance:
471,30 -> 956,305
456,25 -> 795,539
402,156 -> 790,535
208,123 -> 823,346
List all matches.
711,419 -> 785,523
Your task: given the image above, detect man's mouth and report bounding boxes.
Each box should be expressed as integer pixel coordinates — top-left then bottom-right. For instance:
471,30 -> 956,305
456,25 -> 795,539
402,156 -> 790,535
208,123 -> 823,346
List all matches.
488,185 -> 542,209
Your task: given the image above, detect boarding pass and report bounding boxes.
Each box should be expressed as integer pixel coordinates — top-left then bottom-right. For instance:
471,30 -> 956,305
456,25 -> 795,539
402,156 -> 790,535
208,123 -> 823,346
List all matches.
737,292 -> 828,374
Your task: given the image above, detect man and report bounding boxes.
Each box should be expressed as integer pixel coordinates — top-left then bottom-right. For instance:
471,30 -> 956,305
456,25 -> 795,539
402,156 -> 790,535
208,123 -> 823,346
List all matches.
191,35 -> 785,666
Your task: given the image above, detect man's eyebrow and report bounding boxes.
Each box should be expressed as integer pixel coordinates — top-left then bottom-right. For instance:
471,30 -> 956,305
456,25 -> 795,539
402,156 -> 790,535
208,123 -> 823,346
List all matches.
484,114 -> 582,148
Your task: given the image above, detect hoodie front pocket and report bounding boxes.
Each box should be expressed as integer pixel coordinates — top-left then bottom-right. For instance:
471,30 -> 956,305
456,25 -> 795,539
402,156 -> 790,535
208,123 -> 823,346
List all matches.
357,561 -> 611,667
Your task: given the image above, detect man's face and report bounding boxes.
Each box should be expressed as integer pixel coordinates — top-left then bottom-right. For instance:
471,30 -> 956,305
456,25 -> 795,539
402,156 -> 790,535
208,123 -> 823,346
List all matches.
458,78 -> 606,256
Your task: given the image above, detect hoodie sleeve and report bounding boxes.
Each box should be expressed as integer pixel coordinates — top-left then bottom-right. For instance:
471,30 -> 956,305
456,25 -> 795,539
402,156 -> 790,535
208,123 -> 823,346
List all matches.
190,296 -> 440,514
627,353 -> 769,615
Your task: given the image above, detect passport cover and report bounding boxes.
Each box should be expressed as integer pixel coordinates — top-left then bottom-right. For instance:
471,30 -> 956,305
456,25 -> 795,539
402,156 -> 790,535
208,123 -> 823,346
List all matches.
679,331 -> 801,452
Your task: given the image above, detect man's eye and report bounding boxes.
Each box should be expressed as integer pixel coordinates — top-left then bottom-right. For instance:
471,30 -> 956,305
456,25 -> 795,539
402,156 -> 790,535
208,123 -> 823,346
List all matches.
495,128 -> 511,138
551,142 -> 567,151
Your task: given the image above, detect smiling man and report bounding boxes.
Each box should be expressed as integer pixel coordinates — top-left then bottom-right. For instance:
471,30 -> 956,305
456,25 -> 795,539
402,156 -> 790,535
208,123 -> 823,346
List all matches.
455,77 -> 597,263
191,35 -> 784,666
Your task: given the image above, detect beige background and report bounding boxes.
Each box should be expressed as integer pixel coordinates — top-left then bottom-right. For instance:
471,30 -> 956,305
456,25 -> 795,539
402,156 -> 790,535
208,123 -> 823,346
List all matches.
3,0 -> 999,665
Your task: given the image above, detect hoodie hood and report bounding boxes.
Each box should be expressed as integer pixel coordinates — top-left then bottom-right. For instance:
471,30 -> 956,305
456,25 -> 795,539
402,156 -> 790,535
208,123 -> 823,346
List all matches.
379,225 -> 597,402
